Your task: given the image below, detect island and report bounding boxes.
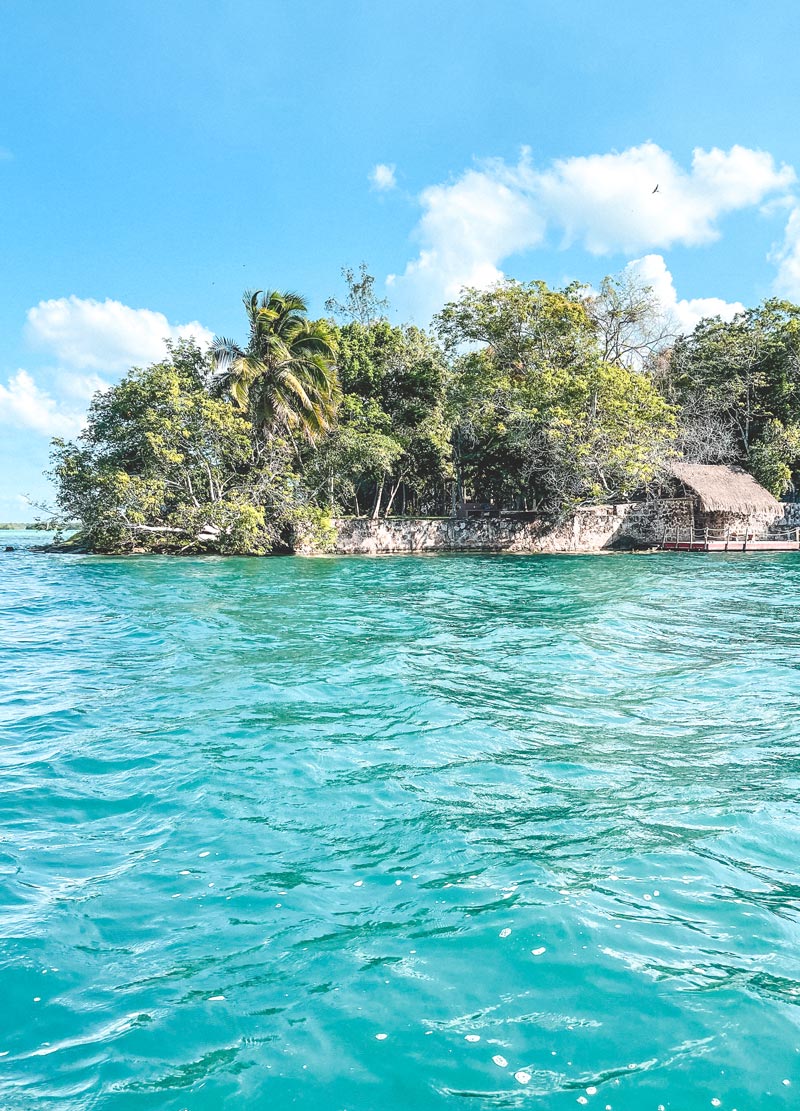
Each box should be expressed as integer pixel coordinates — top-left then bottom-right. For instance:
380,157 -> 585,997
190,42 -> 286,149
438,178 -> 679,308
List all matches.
45,268 -> 800,556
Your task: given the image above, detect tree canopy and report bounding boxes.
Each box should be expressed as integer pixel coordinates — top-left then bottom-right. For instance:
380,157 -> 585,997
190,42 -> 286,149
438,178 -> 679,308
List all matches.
211,289 -> 340,443
48,268 -> 800,553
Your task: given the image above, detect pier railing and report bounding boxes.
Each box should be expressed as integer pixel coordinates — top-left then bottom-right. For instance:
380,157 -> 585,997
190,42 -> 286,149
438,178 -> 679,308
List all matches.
660,524 -> 800,550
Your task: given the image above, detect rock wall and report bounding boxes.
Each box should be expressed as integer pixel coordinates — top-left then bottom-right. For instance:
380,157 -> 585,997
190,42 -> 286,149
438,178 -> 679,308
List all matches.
329,499 -> 694,555
695,504 -> 800,538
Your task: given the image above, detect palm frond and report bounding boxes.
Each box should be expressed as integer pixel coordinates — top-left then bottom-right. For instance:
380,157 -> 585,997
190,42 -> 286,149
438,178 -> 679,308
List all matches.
221,286 -> 341,441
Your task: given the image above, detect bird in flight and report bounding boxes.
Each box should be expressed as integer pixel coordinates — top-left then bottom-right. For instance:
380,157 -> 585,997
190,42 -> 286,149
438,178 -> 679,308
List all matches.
652,184 -> 659,193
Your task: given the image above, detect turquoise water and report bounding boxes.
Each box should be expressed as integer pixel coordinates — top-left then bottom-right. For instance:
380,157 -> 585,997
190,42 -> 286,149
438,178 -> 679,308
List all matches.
2,532 -> 800,1110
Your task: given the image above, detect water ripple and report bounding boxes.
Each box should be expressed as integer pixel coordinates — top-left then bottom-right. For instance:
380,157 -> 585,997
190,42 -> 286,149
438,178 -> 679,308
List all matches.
1,534 -> 799,1109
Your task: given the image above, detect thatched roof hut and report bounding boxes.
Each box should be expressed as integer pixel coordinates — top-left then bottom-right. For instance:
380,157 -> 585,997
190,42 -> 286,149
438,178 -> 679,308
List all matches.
668,463 -> 781,514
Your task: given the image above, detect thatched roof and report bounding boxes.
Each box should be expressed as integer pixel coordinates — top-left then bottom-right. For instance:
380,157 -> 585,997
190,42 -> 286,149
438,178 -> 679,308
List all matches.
669,463 -> 781,514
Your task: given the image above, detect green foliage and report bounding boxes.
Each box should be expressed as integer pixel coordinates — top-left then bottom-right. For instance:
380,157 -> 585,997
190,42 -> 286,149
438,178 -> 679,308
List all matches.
325,262 -> 390,325
748,420 -> 800,496
307,319 -> 450,516
50,274 -> 800,556
664,299 -> 800,489
437,280 -> 676,511
50,341 -> 305,553
211,290 -> 340,442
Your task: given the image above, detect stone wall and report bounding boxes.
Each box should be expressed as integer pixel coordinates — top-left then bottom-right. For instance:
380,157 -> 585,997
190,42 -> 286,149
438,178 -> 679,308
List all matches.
329,499 -> 694,555
780,503 -> 800,528
695,503 -> 800,537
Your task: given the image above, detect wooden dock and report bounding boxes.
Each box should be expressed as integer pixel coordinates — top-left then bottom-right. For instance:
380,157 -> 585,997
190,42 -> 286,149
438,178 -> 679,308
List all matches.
660,526 -> 800,552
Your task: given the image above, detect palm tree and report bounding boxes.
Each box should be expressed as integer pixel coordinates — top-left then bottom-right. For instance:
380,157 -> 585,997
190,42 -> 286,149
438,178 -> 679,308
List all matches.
211,289 -> 340,442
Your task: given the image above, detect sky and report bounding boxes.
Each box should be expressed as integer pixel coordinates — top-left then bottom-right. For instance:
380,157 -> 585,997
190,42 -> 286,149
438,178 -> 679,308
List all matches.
2,0 -> 800,512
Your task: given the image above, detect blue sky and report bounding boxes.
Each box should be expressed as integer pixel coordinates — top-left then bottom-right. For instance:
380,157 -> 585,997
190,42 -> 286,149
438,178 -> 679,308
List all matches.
3,0 -> 800,511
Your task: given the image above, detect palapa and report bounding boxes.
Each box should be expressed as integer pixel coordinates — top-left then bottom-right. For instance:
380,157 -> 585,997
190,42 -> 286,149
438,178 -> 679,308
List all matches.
668,463 -> 781,514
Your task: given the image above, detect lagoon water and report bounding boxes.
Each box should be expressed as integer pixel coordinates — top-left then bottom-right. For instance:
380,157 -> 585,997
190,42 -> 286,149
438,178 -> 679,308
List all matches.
2,531 -> 799,1109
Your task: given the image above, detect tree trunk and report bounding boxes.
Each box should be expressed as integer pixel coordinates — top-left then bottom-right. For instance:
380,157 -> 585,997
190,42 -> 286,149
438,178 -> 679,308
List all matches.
125,524 -> 191,535
372,477 -> 385,519
384,477 -> 404,517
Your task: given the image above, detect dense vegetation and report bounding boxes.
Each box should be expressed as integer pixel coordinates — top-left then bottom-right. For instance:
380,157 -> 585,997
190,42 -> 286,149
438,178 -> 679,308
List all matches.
49,267 -> 800,553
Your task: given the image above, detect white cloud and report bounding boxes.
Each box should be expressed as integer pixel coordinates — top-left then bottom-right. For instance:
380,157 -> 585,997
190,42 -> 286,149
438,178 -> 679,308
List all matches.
370,163 -> 397,191
624,254 -> 744,335
0,371 -> 84,437
388,165 -> 545,319
57,371 -> 112,402
771,205 -> 800,300
390,143 -> 796,319
537,143 -> 795,254
26,296 -> 213,372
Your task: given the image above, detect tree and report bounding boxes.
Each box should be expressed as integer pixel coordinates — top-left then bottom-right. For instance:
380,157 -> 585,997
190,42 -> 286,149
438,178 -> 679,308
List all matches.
586,270 -> 673,368
307,319 -> 451,516
749,419 -> 800,496
211,289 -> 340,444
306,423 -> 404,518
325,263 -> 389,325
662,299 -> 800,493
437,280 -> 675,512
50,341 -> 313,553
